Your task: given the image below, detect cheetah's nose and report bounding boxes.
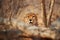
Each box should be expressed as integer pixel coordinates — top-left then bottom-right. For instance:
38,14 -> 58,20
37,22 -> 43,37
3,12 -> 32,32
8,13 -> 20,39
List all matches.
29,19 -> 33,23
30,19 -> 32,21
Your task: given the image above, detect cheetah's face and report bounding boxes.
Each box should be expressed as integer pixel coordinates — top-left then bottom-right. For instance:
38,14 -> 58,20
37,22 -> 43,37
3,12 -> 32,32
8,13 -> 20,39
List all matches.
24,13 -> 38,26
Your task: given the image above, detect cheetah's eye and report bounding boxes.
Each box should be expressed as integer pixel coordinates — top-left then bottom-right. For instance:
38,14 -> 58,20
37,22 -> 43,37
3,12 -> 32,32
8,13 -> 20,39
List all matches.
27,16 -> 29,18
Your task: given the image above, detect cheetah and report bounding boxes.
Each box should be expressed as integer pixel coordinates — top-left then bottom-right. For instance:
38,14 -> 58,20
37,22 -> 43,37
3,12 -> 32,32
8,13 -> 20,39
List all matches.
24,13 -> 38,26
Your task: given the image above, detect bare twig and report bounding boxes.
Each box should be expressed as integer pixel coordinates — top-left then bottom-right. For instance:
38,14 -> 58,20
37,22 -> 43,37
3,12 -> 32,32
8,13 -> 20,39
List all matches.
48,0 -> 55,26
41,0 -> 47,27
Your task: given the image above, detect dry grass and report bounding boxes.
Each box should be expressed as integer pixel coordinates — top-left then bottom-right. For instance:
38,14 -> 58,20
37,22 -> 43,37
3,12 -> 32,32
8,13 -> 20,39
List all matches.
0,0 -> 60,40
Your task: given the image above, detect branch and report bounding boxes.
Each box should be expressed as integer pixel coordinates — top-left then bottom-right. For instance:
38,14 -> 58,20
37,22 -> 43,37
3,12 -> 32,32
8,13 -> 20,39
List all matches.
41,0 -> 47,27
48,0 -> 55,26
